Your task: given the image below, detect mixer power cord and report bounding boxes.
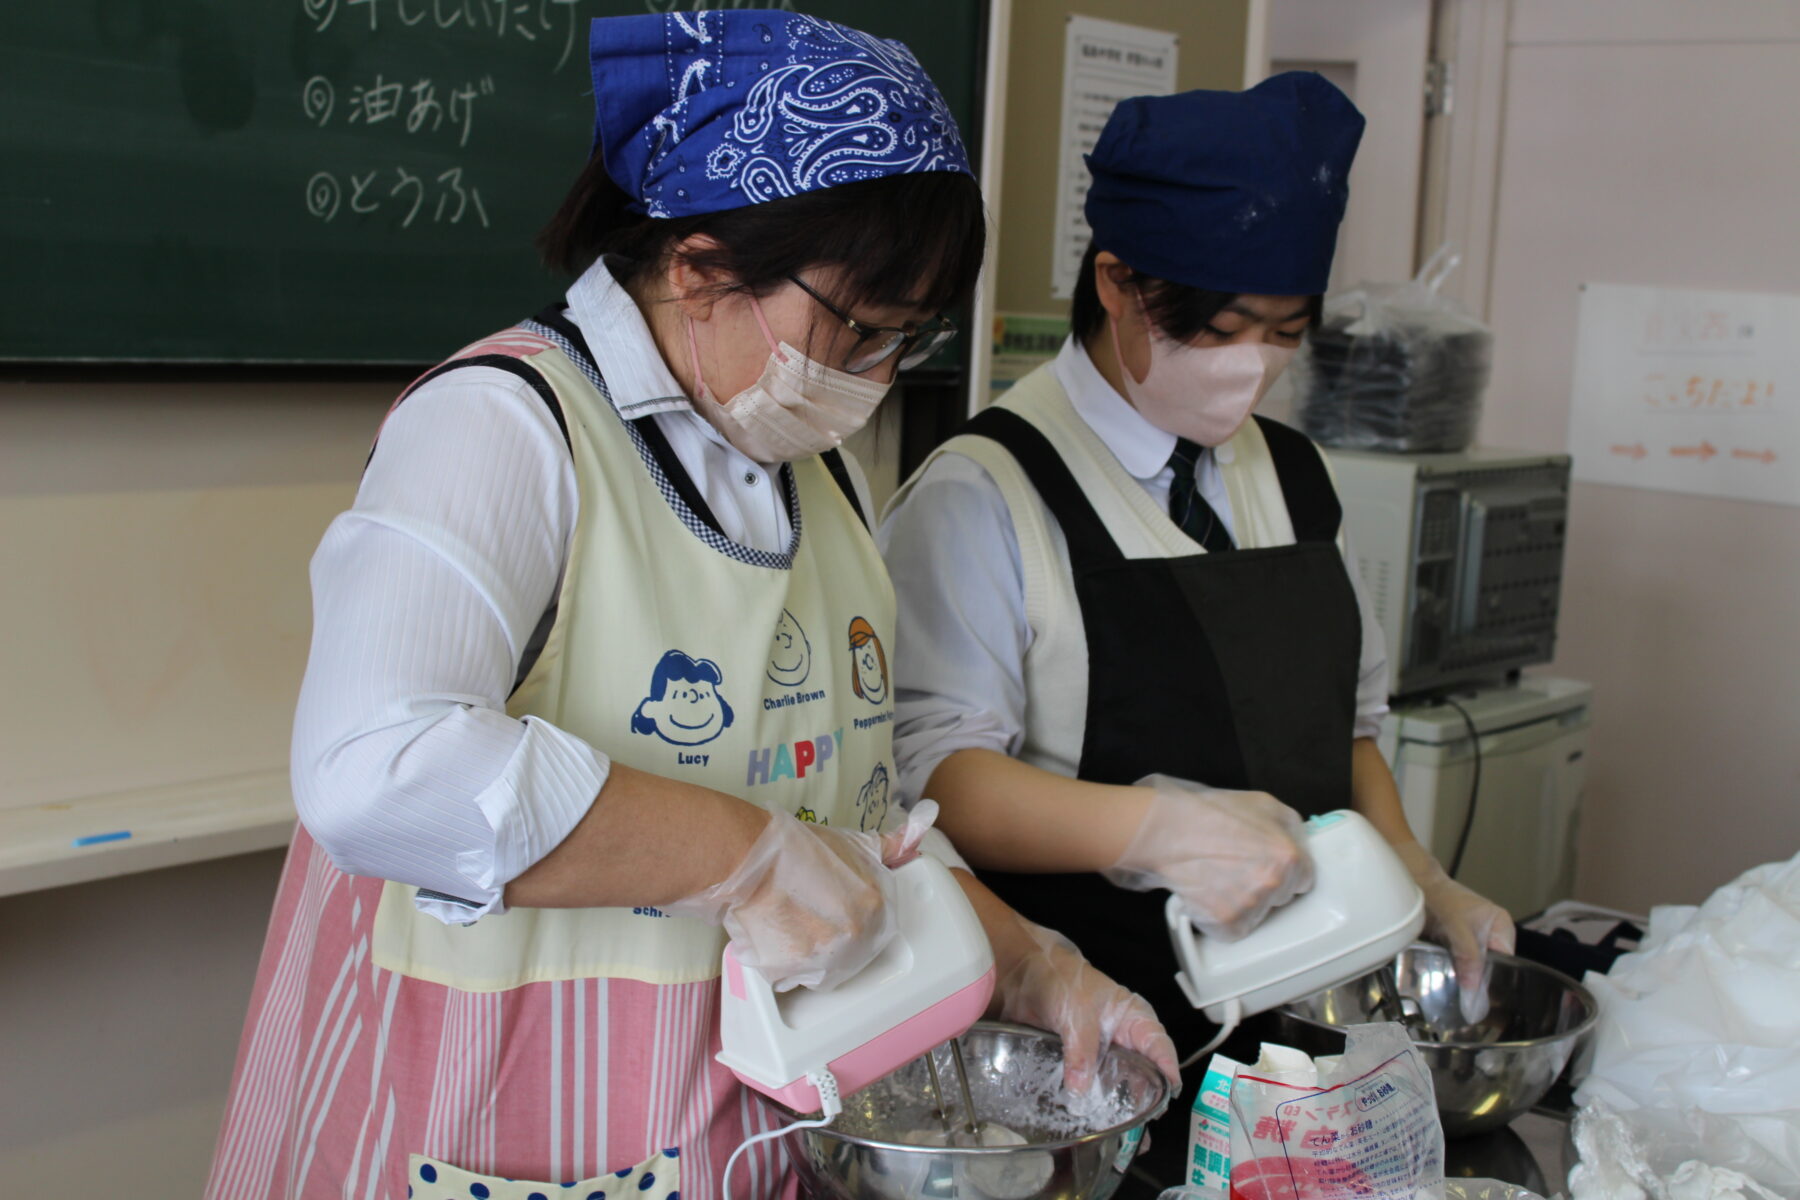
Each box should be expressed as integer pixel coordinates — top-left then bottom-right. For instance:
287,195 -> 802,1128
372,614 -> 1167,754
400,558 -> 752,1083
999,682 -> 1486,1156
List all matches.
722,1068 -> 842,1200
1441,694 -> 1482,879
1179,996 -> 1243,1071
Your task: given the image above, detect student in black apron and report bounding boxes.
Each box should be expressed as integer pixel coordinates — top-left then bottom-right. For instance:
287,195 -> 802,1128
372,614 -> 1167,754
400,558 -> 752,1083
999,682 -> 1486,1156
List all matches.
881,74 -> 1515,1193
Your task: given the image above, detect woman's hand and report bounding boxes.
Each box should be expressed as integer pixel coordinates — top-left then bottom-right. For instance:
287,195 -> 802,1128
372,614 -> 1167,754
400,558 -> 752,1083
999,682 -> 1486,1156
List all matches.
1103,774 -> 1315,941
664,812 -> 890,992
1392,841 -> 1516,1023
663,799 -> 940,993
991,916 -> 1181,1094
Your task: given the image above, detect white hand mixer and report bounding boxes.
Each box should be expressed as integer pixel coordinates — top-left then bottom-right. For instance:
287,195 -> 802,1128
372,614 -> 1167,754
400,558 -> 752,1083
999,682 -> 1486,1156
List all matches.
1166,809 -> 1426,1066
713,808 -> 1426,1192
717,852 -> 998,1192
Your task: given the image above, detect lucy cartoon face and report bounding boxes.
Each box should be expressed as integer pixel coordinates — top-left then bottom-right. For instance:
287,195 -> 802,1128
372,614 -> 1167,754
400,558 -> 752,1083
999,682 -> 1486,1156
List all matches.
631,650 -> 735,746
856,763 -> 891,832
847,616 -> 888,707
767,608 -> 812,687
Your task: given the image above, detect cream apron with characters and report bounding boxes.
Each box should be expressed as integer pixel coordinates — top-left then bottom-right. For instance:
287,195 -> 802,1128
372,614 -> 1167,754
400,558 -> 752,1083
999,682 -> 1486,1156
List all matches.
205,315 -> 904,1200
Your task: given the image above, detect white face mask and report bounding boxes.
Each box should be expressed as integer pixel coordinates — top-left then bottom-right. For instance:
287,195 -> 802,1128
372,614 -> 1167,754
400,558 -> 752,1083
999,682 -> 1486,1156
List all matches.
1109,302 -> 1295,447
685,296 -> 890,463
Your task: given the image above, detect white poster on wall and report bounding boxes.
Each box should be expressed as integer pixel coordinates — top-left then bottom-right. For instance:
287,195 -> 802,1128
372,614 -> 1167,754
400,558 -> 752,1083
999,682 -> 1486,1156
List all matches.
1050,15 -> 1178,300
1569,283 -> 1799,507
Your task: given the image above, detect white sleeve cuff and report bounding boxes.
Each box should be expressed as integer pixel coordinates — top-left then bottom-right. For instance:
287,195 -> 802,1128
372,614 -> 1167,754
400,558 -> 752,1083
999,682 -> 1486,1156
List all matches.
1353,708 -> 1389,742
414,716 -> 610,923
892,698 -> 1023,813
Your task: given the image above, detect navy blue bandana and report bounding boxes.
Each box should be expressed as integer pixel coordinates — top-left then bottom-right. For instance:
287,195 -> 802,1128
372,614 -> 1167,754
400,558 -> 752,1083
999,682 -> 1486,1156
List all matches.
590,9 -> 972,218
1084,72 -> 1365,296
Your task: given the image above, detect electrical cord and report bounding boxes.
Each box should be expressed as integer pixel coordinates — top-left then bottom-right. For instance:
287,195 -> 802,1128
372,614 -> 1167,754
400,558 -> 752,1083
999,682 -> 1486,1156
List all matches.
1179,996 -> 1243,1071
723,1068 -> 842,1200
1441,694 -> 1482,879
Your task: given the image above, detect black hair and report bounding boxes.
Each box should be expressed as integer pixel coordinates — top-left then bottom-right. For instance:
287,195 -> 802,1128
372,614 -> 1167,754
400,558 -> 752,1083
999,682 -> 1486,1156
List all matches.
1067,238 -> 1324,342
537,154 -> 987,316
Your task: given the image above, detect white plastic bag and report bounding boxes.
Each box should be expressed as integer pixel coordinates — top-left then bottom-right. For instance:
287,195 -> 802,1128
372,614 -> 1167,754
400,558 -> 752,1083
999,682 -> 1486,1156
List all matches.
1569,1102 -> 1783,1200
1224,1024 -> 1445,1200
1571,852 -> 1800,1195
1293,245 -> 1492,452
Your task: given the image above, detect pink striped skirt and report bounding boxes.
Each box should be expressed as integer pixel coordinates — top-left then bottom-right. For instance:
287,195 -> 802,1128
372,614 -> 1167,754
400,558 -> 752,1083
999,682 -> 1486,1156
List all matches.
205,827 -> 795,1200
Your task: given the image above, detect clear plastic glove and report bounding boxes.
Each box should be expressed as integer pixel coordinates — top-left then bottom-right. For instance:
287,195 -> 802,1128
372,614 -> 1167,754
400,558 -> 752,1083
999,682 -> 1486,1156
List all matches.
1392,840 -> 1516,1023
994,918 -> 1181,1094
1103,774 -> 1315,941
666,801 -> 937,993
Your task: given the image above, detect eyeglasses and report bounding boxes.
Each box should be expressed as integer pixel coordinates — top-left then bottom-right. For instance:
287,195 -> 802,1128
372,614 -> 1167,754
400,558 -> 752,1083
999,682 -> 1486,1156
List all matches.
787,275 -> 958,375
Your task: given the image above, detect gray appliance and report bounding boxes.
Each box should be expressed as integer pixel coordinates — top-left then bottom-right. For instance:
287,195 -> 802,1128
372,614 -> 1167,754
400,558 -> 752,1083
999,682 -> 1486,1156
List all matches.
1326,447 -> 1572,698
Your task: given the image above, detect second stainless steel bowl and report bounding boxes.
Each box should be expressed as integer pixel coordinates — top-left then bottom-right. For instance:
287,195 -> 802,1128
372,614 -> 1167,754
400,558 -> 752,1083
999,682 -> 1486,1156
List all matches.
1275,942 -> 1598,1138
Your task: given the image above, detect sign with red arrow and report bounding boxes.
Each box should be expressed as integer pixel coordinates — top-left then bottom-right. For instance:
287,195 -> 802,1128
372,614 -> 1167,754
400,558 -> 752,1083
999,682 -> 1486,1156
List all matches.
1669,442 -> 1718,461
1570,284 -> 1799,507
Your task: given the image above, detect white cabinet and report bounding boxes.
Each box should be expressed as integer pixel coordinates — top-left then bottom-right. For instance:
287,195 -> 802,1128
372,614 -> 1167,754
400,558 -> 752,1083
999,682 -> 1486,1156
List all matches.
1380,676 -> 1593,918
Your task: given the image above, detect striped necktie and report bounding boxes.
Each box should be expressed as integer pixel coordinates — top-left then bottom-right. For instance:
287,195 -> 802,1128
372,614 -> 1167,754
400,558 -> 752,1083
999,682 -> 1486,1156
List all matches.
1167,438 -> 1235,553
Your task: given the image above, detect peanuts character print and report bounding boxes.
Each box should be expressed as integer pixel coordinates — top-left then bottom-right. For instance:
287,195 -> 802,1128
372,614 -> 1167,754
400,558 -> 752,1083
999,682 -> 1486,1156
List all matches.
767,608 -> 812,687
846,616 -> 889,707
856,763 -> 891,832
632,650 -> 734,746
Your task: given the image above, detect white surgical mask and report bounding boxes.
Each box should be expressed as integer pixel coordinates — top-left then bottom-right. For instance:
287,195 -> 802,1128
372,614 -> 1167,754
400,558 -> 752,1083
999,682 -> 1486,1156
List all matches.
685,297 -> 890,463
1108,301 -> 1294,447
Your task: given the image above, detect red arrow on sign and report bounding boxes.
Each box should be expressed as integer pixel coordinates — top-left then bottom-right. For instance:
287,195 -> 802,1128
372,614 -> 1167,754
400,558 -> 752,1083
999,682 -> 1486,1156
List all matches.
1670,441 -> 1718,461
1610,443 -> 1647,461
1731,447 -> 1778,464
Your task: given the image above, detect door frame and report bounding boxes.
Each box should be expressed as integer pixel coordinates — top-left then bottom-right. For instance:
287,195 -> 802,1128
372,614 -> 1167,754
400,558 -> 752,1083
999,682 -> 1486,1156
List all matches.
1264,0 -> 1435,294
1416,0 -> 1514,322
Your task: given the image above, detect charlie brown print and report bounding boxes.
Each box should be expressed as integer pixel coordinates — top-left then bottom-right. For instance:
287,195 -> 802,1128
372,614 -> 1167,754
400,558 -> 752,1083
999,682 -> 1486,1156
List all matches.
767,608 -> 812,687
631,650 -> 734,747
847,616 -> 889,707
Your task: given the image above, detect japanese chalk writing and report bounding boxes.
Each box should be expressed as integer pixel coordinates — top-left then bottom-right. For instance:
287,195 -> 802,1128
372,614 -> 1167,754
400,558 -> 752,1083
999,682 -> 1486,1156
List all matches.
305,0 -> 584,71
304,74 -> 495,148
305,166 -> 490,228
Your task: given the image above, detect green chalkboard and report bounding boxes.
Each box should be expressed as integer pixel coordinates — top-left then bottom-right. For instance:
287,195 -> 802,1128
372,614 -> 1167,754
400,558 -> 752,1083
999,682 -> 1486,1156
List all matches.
0,1 -> 984,363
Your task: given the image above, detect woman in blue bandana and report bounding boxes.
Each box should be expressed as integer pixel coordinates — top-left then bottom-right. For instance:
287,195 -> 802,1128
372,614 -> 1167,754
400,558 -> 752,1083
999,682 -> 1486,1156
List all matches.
207,12 -> 1175,1200
882,74 -> 1516,1192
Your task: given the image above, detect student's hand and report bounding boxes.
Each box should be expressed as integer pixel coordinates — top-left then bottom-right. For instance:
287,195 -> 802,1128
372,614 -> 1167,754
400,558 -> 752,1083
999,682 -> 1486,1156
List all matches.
1103,774 -> 1314,941
1392,841 -> 1516,1023
667,807 -> 921,992
993,917 -> 1181,1094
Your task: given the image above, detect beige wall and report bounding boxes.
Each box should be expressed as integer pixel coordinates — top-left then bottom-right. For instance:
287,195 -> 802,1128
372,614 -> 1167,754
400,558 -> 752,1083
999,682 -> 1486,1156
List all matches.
1479,1 -> 1800,911
995,0 -> 1252,318
0,850 -> 286,1195
1,382 -> 386,810
0,378 -> 388,1193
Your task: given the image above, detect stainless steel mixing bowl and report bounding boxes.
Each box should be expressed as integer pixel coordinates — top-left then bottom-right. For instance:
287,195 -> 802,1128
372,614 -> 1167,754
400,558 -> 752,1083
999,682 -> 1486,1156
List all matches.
1445,1181 -> 1547,1200
1274,943 -> 1598,1138
770,1021 -> 1173,1200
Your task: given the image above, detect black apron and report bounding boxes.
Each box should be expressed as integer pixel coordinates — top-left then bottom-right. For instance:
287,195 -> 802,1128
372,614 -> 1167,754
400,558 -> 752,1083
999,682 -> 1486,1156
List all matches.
963,408 -> 1363,1193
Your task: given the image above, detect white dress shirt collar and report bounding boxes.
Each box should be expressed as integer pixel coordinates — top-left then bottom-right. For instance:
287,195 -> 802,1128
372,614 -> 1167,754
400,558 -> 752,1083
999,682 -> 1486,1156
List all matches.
1048,335 -> 1178,481
564,256 -> 696,421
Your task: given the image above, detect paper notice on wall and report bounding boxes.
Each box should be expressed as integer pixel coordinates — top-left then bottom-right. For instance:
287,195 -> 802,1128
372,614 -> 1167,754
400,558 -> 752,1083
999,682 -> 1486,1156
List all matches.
1569,283 -> 1800,506
1050,15 -> 1178,300
990,312 -> 1070,396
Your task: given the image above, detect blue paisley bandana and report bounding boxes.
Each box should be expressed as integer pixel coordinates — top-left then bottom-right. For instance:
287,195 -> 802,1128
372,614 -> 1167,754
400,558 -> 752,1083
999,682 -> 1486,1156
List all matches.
589,9 -> 972,218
